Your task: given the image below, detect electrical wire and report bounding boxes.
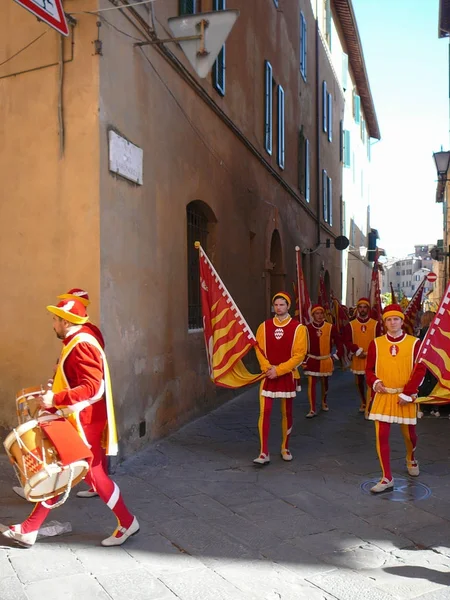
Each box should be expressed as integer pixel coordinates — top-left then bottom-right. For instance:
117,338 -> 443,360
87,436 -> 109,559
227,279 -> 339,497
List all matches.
0,31 -> 47,69
98,14 -> 147,42
137,47 -> 233,179
68,0 -> 156,15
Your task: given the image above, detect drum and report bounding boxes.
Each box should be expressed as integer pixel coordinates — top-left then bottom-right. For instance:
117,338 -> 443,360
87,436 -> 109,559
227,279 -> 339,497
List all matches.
16,386 -> 44,425
4,417 -> 91,503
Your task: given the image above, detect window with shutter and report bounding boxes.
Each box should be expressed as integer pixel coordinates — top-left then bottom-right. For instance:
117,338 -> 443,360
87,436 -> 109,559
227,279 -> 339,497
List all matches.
212,0 -> 226,96
327,92 -> 332,142
264,61 -> 273,155
327,176 -> 332,226
273,0 -> 279,7
353,91 -> 361,124
322,169 -> 328,223
298,128 -> 305,192
179,0 -> 196,14
342,53 -> 348,91
277,85 -> 285,169
300,12 -> 307,81
305,138 -> 310,202
322,81 -> 327,133
343,130 -> 351,167
324,0 -> 332,49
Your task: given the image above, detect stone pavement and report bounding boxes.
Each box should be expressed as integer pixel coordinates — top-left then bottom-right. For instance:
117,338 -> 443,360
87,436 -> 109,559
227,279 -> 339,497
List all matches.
1,369 -> 450,599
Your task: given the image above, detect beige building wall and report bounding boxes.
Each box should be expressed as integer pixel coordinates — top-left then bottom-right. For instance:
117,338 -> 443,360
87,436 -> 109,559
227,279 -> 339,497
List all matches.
0,0 -> 354,456
0,1 -> 100,430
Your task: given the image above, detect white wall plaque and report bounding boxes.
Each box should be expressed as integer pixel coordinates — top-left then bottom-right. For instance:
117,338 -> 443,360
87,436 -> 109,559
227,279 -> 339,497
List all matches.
109,130 -> 143,185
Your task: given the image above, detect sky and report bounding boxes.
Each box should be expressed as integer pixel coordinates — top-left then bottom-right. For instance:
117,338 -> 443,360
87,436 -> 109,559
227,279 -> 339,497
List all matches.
352,0 -> 448,259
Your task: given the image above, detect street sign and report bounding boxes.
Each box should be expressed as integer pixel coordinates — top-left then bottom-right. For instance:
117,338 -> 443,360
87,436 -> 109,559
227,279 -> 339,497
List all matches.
427,272 -> 438,283
13,0 -> 69,37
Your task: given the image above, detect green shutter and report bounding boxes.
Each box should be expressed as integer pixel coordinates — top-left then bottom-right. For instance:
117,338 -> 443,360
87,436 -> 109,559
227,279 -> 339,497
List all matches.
179,0 -> 196,15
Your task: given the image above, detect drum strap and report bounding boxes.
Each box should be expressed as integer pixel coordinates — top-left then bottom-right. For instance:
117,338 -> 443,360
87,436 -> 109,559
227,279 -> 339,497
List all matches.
58,380 -> 105,417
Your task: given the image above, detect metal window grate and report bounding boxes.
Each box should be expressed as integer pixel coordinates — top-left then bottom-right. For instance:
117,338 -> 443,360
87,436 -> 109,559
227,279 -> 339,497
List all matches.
187,205 -> 209,329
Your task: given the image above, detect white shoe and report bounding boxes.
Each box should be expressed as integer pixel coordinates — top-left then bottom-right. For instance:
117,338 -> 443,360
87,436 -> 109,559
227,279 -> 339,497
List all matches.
370,478 -> 394,494
101,517 -> 139,547
407,461 -> 420,477
281,449 -> 293,461
417,411 -> 423,419
434,411 -> 440,418
12,486 -> 26,500
305,411 -> 316,418
253,453 -> 270,465
1,524 -> 38,548
76,489 -> 99,498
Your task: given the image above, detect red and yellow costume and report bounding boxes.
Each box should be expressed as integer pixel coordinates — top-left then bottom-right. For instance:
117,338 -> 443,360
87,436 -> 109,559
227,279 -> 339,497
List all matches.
255,305 -> 307,459
304,306 -> 343,415
5,299 -> 137,547
366,304 -> 426,485
344,298 -> 380,411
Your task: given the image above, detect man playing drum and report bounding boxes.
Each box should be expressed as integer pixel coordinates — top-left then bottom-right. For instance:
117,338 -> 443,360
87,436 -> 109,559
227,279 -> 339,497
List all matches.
2,298 -> 139,548
12,288 -> 106,500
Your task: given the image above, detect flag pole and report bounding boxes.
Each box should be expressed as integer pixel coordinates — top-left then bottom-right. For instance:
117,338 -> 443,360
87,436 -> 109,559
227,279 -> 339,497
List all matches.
295,246 -> 304,324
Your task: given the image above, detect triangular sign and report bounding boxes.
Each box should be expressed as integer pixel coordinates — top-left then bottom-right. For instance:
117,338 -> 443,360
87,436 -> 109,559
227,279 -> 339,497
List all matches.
168,10 -> 239,78
13,0 -> 69,37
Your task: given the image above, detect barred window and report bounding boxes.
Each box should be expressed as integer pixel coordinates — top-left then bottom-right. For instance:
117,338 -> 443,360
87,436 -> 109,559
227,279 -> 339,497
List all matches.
187,203 -> 209,330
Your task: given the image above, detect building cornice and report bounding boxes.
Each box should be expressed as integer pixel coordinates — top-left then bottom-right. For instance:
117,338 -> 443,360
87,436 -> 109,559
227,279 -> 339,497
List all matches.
333,0 -> 380,140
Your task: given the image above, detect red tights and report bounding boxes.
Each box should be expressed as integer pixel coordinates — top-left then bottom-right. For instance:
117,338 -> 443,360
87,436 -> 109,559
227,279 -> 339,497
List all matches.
257,393 -> 293,456
307,376 -> 329,413
375,421 -> 417,481
20,422 -> 133,534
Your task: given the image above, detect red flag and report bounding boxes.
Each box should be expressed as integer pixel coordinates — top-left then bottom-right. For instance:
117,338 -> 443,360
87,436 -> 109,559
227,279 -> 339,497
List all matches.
403,277 -> 426,335
295,247 -> 312,324
390,282 -> 397,305
197,243 -> 263,388
330,291 -> 349,334
318,264 -> 333,323
369,249 -> 384,334
415,282 -> 450,404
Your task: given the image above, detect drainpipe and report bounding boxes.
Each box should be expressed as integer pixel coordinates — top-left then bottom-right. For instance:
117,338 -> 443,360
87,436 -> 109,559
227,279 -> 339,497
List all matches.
315,0 -> 321,249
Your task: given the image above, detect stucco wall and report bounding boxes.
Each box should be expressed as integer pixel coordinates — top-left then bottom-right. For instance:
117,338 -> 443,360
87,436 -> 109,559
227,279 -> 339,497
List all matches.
0,1 -> 100,427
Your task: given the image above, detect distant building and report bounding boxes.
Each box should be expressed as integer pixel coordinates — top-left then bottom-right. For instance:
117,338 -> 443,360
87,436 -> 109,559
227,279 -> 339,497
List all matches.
382,245 -> 435,299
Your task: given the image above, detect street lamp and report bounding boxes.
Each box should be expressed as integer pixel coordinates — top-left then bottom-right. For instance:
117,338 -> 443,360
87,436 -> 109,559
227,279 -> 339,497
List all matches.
433,150 -> 450,180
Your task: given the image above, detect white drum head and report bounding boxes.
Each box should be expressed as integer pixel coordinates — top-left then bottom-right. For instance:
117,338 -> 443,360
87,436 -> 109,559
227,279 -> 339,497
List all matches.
25,461 -> 89,502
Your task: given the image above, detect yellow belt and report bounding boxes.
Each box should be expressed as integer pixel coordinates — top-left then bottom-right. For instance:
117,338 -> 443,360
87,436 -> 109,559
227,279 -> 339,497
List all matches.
307,354 -> 331,360
384,387 -> 404,394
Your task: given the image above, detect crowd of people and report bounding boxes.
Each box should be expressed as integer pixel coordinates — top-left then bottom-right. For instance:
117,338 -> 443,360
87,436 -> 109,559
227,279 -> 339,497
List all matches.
253,292 -> 437,494
0,288 -> 439,550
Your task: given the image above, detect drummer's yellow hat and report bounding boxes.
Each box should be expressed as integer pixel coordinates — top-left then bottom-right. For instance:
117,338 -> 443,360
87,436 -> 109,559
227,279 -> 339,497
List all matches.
57,287 -> 90,307
47,299 -> 89,325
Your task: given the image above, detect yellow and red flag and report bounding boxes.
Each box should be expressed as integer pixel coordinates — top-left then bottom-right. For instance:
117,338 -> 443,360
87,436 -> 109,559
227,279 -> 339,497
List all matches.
415,282 -> 450,405
294,247 -> 312,324
196,243 -> 264,388
369,249 -> 384,334
330,291 -> 349,335
318,263 -> 333,323
390,282 -> 397,305
403,277 -> 426,335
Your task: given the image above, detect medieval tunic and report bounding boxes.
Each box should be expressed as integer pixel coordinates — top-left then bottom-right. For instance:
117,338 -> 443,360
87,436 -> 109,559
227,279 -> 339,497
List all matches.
366,333 -> 425,424
255,317 -> 307,397
345,317 -> 378,374
304,322 -> 342,376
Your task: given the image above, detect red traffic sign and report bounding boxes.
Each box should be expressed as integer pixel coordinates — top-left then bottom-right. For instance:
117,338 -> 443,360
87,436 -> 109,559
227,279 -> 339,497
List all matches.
427,272 -> 438,283
13,0 -> 69,37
